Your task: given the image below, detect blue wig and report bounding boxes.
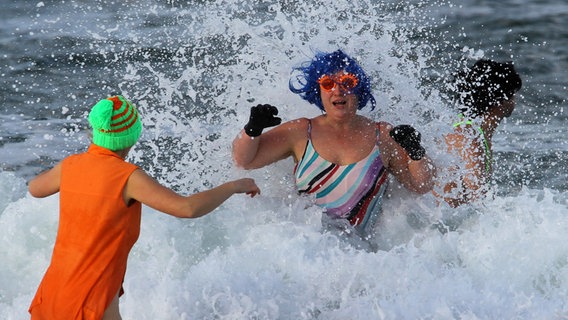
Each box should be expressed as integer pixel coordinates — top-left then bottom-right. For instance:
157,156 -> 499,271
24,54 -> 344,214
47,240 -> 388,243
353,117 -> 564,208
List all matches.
289,49 -> 376,111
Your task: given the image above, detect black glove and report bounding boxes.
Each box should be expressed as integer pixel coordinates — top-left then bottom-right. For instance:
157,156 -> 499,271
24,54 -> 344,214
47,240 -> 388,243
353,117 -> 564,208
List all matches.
244,104 -> 282,137
389,125 -> 426,161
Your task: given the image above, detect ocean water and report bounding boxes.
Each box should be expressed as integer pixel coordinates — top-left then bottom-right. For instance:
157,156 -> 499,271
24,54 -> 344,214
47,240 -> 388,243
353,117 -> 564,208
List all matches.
1,0 -> 567,319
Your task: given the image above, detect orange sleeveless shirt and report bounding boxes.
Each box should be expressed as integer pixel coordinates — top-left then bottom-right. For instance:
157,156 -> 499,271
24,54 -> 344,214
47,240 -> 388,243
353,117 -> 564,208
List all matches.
29,144 -> 141,319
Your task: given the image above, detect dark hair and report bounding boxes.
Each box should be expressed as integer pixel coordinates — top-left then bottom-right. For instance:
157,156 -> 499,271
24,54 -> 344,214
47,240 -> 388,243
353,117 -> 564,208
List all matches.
289,49 -> 376,111
455,59 -> 522,117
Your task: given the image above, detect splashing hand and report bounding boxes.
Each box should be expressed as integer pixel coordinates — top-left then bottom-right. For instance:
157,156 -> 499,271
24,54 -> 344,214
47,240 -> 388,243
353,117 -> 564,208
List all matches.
389,125 -> 426,161
244,104 -> 282,137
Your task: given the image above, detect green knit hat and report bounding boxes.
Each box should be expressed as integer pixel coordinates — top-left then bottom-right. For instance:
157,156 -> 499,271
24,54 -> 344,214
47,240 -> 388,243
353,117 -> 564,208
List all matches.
88,95 -> 142,151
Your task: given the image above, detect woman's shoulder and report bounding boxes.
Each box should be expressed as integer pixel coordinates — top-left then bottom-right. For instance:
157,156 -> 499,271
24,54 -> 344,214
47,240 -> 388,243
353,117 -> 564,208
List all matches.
280,117 -> 311,132
287,117 -> 311,126
451,122 -> 483,141
375,120 -> 393,133
265,117 -> 310,142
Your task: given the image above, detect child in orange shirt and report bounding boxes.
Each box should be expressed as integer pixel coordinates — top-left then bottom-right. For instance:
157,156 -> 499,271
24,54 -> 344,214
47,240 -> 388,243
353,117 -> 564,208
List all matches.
28,95 -> 260,320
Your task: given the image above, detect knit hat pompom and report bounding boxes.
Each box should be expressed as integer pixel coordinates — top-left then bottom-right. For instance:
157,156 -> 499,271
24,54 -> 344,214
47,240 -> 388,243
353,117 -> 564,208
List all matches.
88,99 -> 114,131
88,95 -> 142,151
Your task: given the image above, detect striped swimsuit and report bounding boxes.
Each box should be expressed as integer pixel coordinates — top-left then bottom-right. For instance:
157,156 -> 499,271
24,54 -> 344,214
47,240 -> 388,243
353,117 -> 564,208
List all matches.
294,121 -> 389,232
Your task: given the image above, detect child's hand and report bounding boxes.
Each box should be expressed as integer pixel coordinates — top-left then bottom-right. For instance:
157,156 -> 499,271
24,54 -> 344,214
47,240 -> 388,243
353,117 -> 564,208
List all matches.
233,178 -> 261,197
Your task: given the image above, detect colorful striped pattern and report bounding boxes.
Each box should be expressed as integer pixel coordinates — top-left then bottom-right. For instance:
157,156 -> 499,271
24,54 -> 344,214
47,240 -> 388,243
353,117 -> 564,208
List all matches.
103,96 -> 140,133
294,122 -> 389,232
89,95 -> 142,151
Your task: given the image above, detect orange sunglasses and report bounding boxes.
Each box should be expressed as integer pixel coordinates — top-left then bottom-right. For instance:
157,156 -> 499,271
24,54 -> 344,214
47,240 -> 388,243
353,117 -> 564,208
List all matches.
318,73 -> 359,92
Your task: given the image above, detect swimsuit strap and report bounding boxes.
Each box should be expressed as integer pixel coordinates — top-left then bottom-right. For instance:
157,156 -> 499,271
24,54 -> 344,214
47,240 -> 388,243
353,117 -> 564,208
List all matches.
375,122 -> 381,145
453,115 -> 491,173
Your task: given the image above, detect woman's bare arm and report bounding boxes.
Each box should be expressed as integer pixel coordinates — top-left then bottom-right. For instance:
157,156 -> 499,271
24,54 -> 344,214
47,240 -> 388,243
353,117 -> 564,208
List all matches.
379,122 -> 436,194
232,118 -> 308,169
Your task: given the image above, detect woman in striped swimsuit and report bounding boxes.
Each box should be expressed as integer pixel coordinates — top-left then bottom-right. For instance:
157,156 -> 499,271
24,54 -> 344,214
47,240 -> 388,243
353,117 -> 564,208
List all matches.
232,49 -> 436,237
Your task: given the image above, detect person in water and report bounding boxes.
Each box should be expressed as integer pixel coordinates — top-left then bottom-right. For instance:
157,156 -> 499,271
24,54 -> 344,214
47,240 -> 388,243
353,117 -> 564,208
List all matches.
28,95 -> 260,319
232,49 -> 435,237
440,59 -> 522,207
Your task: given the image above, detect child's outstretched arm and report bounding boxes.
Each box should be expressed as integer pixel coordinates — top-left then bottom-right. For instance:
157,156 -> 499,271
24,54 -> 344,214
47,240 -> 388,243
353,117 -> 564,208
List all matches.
123,169 -> 260,218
